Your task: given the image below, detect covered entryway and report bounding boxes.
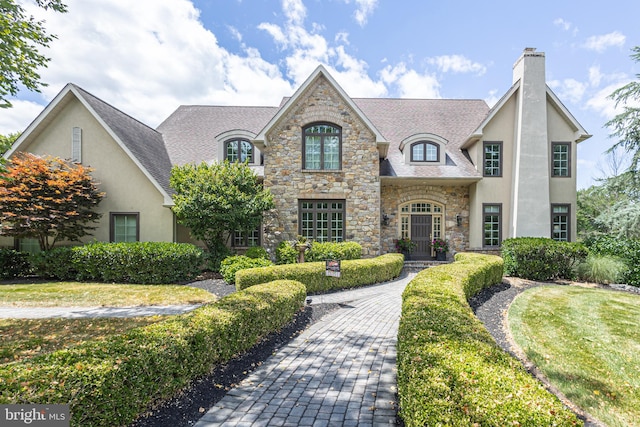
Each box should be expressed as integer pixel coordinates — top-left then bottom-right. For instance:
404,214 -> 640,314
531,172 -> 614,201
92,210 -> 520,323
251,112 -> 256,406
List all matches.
399,201 -> 444,260
410,215 -> 432,260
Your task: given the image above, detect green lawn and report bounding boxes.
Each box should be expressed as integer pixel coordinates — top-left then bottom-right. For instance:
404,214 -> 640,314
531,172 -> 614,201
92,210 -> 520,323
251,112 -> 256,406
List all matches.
0,282 -> 216,307
0,316 -> 166,364
508,285 -> 640,427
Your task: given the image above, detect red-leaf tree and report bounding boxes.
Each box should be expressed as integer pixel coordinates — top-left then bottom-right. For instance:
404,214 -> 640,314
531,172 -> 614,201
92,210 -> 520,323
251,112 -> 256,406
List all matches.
0,152 -> 105,250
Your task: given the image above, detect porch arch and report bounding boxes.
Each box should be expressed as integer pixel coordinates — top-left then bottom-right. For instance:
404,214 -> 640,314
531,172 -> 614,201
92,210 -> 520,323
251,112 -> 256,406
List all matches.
398,200 -> 445,259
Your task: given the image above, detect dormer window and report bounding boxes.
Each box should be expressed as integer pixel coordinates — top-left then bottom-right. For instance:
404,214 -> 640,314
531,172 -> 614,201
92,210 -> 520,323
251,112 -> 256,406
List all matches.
225,139 -> 254,163
410,141 -> 439,162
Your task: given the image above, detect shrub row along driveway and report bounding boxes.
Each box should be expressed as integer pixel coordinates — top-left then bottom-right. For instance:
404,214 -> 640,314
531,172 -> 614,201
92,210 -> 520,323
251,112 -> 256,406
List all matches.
195,272 -> 415,427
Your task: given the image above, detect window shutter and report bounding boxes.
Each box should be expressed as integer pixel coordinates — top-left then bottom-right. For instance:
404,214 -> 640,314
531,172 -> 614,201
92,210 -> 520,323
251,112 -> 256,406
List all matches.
72,127 -> 82,163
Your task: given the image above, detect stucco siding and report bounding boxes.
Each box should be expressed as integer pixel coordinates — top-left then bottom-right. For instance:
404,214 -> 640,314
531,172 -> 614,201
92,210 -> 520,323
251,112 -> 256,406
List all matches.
5,97 -> 174,246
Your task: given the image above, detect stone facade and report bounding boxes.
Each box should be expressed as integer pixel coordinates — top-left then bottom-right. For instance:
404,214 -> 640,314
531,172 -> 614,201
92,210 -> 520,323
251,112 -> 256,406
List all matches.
262,76 -> 381,257
380,183 -> 471,259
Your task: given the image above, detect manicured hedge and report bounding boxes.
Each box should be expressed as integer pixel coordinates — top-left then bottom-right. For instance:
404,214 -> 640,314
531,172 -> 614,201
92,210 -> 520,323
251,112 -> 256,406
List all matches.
501,237 -> 587,281
236,253 -> 404,292
31,242 -> 203,284
0,280 -> 306,427
305,241 -> 362,262
219,255 -> 274,285
0,248 -> 31,279
397,253 -> 581,426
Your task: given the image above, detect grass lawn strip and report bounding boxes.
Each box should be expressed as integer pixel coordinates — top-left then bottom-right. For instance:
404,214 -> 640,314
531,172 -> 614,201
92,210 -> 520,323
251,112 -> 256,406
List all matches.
0,317 -> 166,364
508,285 -> 640,427
0,282 -> 216,307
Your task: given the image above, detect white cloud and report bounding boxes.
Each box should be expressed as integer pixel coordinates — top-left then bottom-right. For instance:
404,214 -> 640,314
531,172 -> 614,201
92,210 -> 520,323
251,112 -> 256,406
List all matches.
0,100 -> 46,134
381,64 -> 440,98
553,18 -> 572,31
588,65 -> 603,87
9,0 -> 295,131
283,0 -> 307,26
556,78 -> 587,104
485,89 -> 500,108
339,0 -> 378,26
583,31 -> 626,53
428,55 -> 486,75
586,83 -> 626,119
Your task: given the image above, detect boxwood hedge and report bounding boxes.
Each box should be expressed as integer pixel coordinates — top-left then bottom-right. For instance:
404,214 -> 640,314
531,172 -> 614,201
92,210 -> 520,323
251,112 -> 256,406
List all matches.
235,253 -> 404,292
0,280 -> 306,427
31,242 -> 204,284
397,253 -> 582,426
0,248 -> 31,279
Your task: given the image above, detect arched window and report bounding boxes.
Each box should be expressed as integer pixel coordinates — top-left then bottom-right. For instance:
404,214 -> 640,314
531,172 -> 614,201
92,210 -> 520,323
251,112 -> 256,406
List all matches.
410,141 -> 439,162
303,123 -> 341,170
225,139 -> 254,163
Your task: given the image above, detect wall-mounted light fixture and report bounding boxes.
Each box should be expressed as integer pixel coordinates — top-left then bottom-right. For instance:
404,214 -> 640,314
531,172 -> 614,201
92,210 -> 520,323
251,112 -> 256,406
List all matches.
382,213 -> 390,226
456,214 -> 462,227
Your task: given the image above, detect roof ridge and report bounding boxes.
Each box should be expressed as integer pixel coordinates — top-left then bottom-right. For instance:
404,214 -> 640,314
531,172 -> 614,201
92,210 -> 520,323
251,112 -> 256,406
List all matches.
70,84 -> 161,135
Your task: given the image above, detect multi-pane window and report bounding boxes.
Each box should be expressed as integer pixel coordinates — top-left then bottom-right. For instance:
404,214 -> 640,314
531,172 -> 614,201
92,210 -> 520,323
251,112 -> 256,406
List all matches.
551,204 -> 570,241
225,139 -> 254,163
303,124 -> 341,170
552,142 -> 570,177
110,213 -> 139,242
483,204 -> 501,248
483,142 -> 502,177
410,141 -> 439,162
233,227 -> 261,247
299,200 -> 345,242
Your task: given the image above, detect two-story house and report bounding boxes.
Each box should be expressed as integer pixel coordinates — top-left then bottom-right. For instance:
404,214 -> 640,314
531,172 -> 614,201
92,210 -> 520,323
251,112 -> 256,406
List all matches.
1,48 -> 590,260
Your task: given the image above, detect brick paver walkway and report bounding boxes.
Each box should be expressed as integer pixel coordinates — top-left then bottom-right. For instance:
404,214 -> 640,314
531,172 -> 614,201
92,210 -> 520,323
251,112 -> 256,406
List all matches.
195,272 -> 414,427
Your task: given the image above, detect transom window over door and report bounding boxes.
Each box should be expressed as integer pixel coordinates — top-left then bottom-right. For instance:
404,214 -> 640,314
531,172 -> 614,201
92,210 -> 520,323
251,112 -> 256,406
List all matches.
299,200 -> 345,242
410,141 -> 439,162
225,139 -> 254,163
303,124 -> 341,170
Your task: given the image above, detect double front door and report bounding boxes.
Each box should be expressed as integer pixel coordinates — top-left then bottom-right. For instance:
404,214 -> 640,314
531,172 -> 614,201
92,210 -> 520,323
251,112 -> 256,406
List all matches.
410,215 -> 432,260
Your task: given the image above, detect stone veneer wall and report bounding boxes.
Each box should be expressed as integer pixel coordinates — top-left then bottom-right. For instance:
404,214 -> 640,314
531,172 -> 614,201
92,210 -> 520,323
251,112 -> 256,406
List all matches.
380,183 -> 470,256
262,76 -> 381,258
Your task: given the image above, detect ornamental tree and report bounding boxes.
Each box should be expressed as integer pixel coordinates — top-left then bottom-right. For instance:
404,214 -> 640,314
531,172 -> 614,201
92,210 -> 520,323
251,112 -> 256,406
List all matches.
170,161 -> 275,265
1,1 -> 67,108
0,152 -> 105,250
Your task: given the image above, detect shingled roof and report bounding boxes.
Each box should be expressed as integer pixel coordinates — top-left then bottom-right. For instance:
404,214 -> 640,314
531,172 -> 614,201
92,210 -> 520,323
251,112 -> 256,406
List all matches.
353,98 -> 489,178
158,105 -> 279,167
159,97 -> 490,180
72,85 -> 174,197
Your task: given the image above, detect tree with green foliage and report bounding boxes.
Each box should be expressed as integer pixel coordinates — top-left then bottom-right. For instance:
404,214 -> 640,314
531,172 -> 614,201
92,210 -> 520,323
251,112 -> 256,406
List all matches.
0,132 -> 20,155
0,0 -> 67,108
0,152 -> 104,250
606,46 -> 640,172
170,161 -> 275,267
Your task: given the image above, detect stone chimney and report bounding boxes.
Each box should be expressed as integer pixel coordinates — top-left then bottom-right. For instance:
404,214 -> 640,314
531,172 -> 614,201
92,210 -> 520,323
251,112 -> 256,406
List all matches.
510,48 -> 551,237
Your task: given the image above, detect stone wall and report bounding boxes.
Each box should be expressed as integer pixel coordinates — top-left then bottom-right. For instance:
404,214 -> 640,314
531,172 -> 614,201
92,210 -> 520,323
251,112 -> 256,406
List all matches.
262,75 -> 381,258
380,183 -> 470,256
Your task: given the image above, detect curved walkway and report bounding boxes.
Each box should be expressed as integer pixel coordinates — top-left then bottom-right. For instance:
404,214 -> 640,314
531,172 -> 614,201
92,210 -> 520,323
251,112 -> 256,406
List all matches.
195,272 -> 415,427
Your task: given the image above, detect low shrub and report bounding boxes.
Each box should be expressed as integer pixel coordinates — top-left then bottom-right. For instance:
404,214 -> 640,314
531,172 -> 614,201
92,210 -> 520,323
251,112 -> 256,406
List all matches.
236,253 -> 404,292
245,246 -> 269,259
69,242 -> 203,284
306,241 -> 362,262
585,235 -> 640,286
219,255 -> 274,285
0,248 -> 30,279
0,280 -> 306,427
275,240 -> 298,265
501,237 -> 587,281
576,254 -> 628,284
30,246 -> 77,280
397,253 -> 581,426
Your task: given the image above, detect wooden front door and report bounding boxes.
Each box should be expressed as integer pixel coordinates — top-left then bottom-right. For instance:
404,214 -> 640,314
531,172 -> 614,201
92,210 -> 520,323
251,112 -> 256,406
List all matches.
411,215 -> 432,260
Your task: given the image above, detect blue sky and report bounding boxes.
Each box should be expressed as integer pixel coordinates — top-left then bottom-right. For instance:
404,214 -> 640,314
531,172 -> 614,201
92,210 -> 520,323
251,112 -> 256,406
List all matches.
3,0 -> 639,189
